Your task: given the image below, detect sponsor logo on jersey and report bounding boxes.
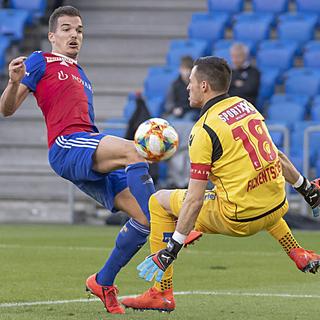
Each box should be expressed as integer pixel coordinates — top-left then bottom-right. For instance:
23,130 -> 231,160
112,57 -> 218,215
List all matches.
218,100 -> 256,125
247,159 -> 282,192
58,70 -> 68,80
204,191 -> 216,201
71,74 -> 93,92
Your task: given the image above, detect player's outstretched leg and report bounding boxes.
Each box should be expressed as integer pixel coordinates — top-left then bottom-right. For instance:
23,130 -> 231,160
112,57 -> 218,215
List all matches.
87,218 -> 149,314
86,274 -> 125,314
122,194 -> 177,312
267,218 -> 320,274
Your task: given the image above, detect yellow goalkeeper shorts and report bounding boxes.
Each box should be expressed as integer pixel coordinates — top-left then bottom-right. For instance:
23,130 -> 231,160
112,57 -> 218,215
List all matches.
169,189 -> 289,237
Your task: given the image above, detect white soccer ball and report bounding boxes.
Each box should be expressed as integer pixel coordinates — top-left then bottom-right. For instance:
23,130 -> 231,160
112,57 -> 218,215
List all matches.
134,118 -> 179,162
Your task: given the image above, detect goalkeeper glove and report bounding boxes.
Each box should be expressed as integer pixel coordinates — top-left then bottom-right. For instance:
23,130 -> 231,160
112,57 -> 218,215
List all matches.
137,238 -> 183,282
295,176 -> 320,217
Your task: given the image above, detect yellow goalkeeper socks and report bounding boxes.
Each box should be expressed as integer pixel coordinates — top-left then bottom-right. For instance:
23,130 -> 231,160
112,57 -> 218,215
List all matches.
278,232 -> 301,255
149,194 -> 176,289
267,218 -> 301,254
154,278 -> 173,292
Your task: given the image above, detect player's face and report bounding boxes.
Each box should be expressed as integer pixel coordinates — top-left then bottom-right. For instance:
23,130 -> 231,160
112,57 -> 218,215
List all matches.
231,48 -> 246,69
48,15 -> 83,59
187,66 -> 204,108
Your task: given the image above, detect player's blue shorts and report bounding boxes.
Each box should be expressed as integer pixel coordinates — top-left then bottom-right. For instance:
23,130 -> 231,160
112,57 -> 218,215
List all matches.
48,132 -> 127,211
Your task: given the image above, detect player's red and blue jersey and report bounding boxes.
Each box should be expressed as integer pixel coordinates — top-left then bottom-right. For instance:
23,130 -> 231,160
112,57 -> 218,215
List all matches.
21,51 -> 99,147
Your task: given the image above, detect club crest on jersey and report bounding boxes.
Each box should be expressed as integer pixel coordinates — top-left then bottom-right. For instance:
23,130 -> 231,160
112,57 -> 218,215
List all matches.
58,70 -> 68,81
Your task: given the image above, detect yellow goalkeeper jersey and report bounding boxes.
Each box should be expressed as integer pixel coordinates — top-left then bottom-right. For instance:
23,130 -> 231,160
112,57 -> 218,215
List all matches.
189,94 -> 286,221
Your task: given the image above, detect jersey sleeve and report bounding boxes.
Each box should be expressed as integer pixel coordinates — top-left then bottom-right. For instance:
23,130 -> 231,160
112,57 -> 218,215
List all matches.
188,126 -> 213,180
21,51 -> 46,92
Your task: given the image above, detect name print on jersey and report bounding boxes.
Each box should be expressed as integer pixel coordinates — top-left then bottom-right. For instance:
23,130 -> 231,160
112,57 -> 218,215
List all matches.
218,100 -> 256,125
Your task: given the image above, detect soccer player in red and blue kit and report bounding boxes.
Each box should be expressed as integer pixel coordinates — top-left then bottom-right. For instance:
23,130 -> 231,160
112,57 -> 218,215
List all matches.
0,5 -> 202,315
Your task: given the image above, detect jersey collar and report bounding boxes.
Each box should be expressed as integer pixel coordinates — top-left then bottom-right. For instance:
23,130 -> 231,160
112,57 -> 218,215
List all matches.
200,93 -> 230,118
51,52 -> 78,65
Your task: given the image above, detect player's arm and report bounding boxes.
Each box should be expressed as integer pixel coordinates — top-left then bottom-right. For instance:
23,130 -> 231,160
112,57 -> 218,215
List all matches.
175,178 -> 207,235
0,56 -> 30,117
278,150 -> 320,215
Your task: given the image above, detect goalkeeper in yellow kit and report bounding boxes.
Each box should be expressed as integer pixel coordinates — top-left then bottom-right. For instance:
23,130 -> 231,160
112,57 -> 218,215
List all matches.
121,56 -> 320,312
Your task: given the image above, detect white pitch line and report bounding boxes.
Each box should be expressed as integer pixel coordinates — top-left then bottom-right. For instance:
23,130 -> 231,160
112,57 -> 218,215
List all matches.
0,244 -> 111,252
0,244 -> 280,257
1,291 -> 320,308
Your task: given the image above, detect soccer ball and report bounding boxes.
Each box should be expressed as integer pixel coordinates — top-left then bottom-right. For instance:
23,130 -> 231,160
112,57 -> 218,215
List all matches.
134,118 -> 179,162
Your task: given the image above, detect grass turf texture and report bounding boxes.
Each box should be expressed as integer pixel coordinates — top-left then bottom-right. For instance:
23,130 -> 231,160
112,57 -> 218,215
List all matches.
0,224 -> 319,320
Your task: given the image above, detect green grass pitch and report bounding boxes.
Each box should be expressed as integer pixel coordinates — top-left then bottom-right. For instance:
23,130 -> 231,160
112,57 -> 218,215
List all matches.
0,224 -> 319,320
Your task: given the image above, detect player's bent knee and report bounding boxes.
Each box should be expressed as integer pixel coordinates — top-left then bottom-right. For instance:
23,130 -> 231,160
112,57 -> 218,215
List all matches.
150,190 -> 172,214
125,140 -> 146,164
155,190 -> 171,206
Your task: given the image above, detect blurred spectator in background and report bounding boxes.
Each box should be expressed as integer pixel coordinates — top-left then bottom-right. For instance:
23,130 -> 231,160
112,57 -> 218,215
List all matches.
164,55 -> 200,121
229,43 -> 260,105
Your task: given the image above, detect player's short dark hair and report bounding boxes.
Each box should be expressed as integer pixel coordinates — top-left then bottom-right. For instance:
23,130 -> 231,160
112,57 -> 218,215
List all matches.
193,56 -> 231,92
180,56 -> 194,69
49,6 -> 82,32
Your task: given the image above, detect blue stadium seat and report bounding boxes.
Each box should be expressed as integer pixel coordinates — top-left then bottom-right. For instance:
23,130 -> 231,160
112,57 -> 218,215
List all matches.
285,69 -> 320,97
257,68 -> 280,109
233,13 -> 273,53
310,103 -> 320,121
252,0 -> 289,14
122,92 -> 138,120
296,0 -> 320,15
212,47 -> 231,65
0,35 -> 10,72
304,41 -> 320,52
303,47 -> 320,68
270,93 -> 310,110
0,9 -> 29,41
145,96 -> 164,118
166,39 -> 207,67
207,0 -> 244,14
213,39 -> 255,56
144,66 -> 179,101
291,121 -> 320,165
277,13 -> 318,46
267,102 -> 305,126
313,95 -> 320,105
285,67 -> 319,78
256,40 -> 297,72
103,115 -> 127,138
9,0 -> 46,24
188,12 -> 228,52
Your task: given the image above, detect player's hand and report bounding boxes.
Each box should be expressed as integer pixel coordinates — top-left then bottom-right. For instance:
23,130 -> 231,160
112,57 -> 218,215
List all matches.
295,176 -> 320,217
137,238 -> 183,282
8,57 -> 27,84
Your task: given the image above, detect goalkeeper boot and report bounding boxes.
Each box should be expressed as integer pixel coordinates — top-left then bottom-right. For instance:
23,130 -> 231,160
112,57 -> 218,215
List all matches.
184,230 -> 203,247
85,274 -> 125,314
121,287 -> 175,312
289,248 -> 320,274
